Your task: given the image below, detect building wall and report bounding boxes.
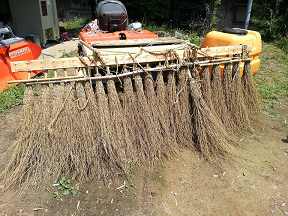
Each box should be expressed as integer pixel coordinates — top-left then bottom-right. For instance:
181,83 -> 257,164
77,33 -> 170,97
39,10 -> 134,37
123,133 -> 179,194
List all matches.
216,0 -> 258,30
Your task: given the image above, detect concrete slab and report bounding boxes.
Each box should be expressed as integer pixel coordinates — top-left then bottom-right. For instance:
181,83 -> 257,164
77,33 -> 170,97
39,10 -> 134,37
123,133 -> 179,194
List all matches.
39,39 -> 79,59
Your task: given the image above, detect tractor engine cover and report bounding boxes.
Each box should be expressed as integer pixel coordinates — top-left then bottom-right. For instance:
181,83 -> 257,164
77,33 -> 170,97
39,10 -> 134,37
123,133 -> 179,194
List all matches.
96,0 -> 128,32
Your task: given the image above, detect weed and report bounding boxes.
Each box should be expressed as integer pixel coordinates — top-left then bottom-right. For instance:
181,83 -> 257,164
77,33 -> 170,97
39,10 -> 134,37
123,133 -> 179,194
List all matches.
54,177 -> 76,198
253,136 -> 261,141
48,71 -> 54,78
0,84 -> 25,115
274,36 -> 288,54
59,49 -> 76,58
144,22 -> 202,46
60,17 -> 90,36
60,17 -> 90,30
127,157 -> 133,165
130,182 -> 136,188
143,22 -> 172,34
33,87 -> 40,96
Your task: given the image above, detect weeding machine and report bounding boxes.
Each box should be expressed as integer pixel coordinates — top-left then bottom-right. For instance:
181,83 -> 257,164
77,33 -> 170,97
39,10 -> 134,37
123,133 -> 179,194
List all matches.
2,0 -> 263,188
79,0 -> 158,43
0,26 -> 42,92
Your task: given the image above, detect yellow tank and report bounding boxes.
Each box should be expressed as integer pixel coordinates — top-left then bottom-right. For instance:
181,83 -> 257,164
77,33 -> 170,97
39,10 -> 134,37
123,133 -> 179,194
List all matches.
201,28 -> 262,76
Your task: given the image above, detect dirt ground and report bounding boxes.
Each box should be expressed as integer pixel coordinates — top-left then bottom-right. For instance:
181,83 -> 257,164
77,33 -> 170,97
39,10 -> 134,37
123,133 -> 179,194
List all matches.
40,40 -> 80,60
0,96 -> 287,215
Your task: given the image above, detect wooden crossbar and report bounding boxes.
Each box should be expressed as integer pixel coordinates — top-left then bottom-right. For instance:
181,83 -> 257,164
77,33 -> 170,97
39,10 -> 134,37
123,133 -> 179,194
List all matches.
91,37 -> 183,47
10,44 -> 251,73
7,57 -> 252,84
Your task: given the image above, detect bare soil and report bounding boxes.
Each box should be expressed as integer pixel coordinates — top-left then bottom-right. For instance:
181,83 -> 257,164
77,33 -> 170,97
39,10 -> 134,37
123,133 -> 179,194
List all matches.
0,97 -> 287,215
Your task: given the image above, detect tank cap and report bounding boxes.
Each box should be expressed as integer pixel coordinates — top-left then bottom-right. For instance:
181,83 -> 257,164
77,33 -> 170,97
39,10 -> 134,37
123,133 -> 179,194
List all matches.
223,28 -> 248,35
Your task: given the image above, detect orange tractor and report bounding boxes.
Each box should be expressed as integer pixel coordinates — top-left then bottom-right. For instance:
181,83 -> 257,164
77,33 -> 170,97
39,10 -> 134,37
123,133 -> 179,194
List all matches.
0,26 -> 42,92
78,0 -> 158,53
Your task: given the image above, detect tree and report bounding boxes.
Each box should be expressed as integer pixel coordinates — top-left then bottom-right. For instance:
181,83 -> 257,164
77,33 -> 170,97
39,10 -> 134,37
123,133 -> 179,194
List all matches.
252,0 -> 288,41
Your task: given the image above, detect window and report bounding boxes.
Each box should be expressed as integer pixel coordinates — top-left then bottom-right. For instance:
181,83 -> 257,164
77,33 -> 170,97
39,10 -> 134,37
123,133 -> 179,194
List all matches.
234,5 -> 247,23
41,1 -> 48,16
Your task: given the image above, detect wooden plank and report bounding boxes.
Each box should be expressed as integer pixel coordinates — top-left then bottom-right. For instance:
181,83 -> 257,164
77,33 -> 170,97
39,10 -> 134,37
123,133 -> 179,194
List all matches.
11,44 -> 252,72
82,43 -> 186,56
11,52 -> 183,72
96,44 -> 186,55
201,45 -> 251,56
103,50 -> 186,65
95,44 -> 251,57
11,57 -> 93,72
91,37 -> 183,47
7,57 -> 252,84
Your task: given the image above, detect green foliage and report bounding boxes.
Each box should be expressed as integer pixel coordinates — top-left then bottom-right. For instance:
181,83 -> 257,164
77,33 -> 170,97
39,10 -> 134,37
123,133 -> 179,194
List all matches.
252,0 -> 288,41
122,0 -> 222,25
48,71 -> 54,78
60,17 -> 90,30
144,22 -> 201,45
122,0 -> 172,24
187,0 -> 221,36
65,0 -> 221,30
59,49 -> 76,58
171,30 -> 201,45
0,84 -> 25,114
143,22 -> 172,33
54,177 -> 76,198
274,36 -> 288,53
209,0 -> 221,30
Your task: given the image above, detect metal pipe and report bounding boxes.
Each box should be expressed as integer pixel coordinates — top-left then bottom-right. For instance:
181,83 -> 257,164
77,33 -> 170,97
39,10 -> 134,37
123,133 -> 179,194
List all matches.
244,0 -> 253,29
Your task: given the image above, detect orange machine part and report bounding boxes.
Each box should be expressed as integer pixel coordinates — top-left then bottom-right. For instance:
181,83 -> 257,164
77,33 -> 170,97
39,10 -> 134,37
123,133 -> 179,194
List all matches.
0,40 -> 43,92
201,28 -> 262,76
79,29 -> 158,44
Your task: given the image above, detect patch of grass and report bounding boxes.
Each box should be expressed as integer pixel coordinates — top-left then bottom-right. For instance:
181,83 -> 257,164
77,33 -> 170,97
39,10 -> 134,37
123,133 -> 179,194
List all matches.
143,22 -> 202,46
143,22 -> 172,33
0,84 -> 25,115
60,17 -> 90,30
59,49 -> 77,58
48,71 -> 54,78
54,177 -> 76,199
254,42 -> 288,116
60,17 -> 90,36
274,36 -> 288,54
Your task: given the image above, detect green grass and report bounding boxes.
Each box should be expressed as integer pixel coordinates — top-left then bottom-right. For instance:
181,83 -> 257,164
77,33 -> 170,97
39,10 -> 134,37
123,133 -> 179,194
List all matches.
143,22 -> 202,46
254,42 -> 288,116
274,36 -> 288,54
0,84 -> 25,115
143,22 -> 172,33
60,17 -> 90,36
60,17 -> 90,30
59,49 -> 77,58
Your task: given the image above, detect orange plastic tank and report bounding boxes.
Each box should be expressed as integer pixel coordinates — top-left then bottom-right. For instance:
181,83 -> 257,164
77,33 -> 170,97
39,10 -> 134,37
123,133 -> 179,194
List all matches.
201,28 -> 262,76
